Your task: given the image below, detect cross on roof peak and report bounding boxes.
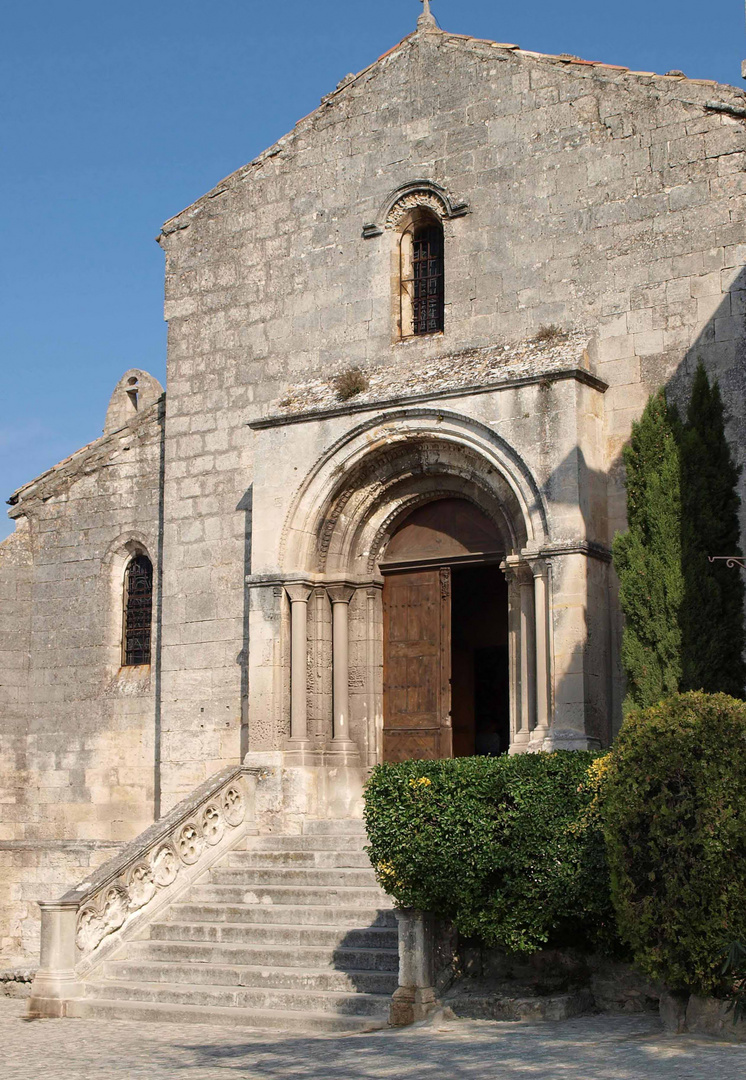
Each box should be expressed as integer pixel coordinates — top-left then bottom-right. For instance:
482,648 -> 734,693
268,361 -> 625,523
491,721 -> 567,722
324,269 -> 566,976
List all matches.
418,0 -> 437,29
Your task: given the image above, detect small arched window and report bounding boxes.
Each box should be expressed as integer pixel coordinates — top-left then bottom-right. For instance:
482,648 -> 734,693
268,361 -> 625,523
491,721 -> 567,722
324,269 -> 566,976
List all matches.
399,211 -> 444,338
123,554 -> 153,666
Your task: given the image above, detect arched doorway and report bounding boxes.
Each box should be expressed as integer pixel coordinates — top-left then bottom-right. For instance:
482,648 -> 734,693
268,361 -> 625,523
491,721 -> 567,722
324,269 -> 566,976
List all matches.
269,412 -> 554,766
380,498 -> 508,762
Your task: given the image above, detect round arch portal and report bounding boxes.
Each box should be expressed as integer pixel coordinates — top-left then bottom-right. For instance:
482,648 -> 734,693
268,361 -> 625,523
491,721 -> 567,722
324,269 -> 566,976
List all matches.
279,408 -> 548,580
268,411 -> 554,766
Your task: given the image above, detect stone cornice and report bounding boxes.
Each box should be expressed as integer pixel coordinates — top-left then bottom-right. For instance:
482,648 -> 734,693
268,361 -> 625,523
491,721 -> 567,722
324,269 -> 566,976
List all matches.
248,367 -> 607,431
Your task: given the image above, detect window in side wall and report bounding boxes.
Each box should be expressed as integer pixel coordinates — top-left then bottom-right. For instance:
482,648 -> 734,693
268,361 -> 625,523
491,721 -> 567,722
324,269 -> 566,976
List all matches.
123,553 -> 153,666
399,210 -> 445,338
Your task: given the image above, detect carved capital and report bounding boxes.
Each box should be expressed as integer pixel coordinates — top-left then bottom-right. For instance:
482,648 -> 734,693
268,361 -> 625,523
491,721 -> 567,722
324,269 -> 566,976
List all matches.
528,558 -> 549,582
327,584 -> 356,605
285,583 -> 313,604
501,556 -> 533,586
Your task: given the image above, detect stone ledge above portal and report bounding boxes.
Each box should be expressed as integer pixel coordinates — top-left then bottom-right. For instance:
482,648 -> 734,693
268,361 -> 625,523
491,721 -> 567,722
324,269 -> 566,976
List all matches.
250,336 -> 606,431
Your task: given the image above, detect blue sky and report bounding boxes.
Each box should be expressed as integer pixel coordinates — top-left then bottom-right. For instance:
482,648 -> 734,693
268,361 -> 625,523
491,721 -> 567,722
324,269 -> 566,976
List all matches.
2,0 -> 743,541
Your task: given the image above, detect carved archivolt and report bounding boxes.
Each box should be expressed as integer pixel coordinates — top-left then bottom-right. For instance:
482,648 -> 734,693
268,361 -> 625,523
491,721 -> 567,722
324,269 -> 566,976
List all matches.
362,181 -> 469,237
314,437 -> 525,576
385,191 -> 449,229
74,781 -> 247,955
279,409 -> 549,576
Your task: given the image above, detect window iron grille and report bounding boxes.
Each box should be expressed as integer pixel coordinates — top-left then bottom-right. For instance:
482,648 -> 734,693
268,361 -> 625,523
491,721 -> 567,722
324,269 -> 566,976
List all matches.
412,225 -> 444,335
123,554 -> 153,666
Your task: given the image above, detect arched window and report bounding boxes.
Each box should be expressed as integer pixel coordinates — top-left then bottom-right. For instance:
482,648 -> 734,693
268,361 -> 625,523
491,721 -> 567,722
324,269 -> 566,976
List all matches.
399,211 -> 444,338
123,554 -> 153,666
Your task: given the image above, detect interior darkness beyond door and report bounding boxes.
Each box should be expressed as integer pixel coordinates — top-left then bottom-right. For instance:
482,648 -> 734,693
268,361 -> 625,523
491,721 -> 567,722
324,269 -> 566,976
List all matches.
450,564 -> 509,757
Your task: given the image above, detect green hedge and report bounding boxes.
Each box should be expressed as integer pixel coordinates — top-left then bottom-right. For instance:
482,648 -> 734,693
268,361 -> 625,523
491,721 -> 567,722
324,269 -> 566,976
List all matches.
602,692 -> 746,996
364,752 -> 616,954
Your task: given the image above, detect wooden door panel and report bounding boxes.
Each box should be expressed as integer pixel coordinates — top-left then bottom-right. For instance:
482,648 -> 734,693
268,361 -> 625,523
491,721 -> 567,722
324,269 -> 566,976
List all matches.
383,730 -> 441,763
382,568 -> 451,762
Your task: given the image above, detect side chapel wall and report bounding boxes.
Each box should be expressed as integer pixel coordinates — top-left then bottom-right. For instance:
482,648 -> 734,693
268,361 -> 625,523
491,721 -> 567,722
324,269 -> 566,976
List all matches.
0,402 -> 164,967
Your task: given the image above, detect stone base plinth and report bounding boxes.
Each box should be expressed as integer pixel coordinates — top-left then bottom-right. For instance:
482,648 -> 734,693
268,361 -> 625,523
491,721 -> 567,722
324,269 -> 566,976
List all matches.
390,985 -> 438,1026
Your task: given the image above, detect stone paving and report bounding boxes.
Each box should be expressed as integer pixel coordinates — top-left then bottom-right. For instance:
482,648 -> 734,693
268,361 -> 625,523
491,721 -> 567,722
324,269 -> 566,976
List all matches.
4,998 -> 746,1080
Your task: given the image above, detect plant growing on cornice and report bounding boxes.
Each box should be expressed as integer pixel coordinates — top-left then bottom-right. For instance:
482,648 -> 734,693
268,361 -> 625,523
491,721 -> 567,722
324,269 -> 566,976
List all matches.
333,366 -> 369,402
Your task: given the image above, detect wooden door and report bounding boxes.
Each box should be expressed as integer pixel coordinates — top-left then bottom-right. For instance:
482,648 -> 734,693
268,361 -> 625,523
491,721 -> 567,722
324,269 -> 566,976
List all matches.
382,567 -> 452,762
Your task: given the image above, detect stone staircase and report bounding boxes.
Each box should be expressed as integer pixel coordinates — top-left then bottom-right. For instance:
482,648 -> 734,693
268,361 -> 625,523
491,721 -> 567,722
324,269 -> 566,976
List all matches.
67,820 -> 399,1032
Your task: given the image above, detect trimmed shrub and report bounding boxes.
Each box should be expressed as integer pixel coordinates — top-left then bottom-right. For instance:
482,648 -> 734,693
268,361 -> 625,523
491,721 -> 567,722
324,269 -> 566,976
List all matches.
602,692 -> 746,996
364,752 -> 616,954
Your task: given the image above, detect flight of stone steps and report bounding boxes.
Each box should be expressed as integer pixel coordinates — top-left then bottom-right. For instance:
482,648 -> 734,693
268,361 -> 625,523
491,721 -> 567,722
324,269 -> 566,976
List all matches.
68,820 -> 399,1032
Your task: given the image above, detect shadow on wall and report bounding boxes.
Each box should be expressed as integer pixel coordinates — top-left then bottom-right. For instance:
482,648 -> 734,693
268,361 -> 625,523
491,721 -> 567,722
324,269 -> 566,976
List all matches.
605,264 -> 746,718
236,486 -> 253,761
537,267 -> 746,740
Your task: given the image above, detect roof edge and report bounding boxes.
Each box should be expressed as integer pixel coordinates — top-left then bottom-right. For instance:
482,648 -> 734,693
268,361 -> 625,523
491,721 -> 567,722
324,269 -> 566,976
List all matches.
7,396 -> 165,514
157,25 -> 746,242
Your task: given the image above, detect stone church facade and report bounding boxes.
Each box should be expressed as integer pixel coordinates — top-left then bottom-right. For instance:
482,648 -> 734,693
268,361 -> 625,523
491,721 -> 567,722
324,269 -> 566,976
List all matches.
3,12 -> 746,977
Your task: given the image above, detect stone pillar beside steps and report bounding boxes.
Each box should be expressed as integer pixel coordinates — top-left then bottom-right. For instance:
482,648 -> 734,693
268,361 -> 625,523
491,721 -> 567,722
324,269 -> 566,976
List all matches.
390,909 -> 438,1025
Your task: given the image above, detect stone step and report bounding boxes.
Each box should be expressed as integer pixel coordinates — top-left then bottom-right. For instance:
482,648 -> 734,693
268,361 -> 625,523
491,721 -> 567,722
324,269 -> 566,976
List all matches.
208,866 -> 378,887
168,902 -> 397,928
302,820 -> 368,835
82,978 -> 392,1017
105,959 -> 399,995
445,986 -> 595,1023
124,938 -> 400,972
66,996 -> 387,1034
187,883 -> 389,907
244,834 -> 369,853
73,818 -> 396,1033
226,850 -> 373,869
148,919 -> 399,950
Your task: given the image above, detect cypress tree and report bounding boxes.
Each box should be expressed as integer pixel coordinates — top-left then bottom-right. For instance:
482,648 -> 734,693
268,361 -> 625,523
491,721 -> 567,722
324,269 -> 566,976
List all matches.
612,389 -> 684,711
680,363 -> 745,697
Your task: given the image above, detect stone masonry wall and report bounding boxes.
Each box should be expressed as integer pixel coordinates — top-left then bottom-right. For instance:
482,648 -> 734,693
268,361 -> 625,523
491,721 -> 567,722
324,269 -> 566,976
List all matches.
0,401 -> 164,965
3,21 -> 746,955
156,25 -> 746,794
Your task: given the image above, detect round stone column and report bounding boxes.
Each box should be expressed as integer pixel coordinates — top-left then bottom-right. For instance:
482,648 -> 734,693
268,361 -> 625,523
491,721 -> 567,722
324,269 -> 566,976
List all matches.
327,584 -> 360,761
285,583 -> 313,753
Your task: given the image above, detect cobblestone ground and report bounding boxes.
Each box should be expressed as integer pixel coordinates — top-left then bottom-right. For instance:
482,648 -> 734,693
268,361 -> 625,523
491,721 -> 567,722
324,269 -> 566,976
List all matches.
4,998 -> 746,1080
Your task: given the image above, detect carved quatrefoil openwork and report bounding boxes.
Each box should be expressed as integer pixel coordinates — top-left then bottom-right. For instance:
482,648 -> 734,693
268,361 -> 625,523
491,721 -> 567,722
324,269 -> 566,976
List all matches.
74,780 -> 248,955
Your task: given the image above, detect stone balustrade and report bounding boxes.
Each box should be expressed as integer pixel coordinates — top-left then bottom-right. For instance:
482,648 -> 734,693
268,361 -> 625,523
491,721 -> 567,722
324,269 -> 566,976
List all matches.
27,765 -> 261,1017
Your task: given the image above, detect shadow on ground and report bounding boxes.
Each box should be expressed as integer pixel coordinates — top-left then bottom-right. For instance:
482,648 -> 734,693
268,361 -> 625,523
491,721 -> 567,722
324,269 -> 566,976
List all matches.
4,1001 -> 746,1080
168,1016 -> 746,1080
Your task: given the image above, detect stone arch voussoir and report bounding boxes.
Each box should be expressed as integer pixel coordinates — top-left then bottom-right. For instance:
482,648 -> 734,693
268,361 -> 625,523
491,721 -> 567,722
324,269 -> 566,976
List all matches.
279,410 -> 548,578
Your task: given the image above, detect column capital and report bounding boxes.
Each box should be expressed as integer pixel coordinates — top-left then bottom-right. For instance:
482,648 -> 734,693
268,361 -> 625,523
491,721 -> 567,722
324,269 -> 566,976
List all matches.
524,555 -> 550,580
285,583 -> 313,604
501,556 -> 533,585
327,584 -> 356,605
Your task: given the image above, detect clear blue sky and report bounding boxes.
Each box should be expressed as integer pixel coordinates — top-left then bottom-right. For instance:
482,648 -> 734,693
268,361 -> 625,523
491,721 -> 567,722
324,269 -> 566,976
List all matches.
2,0 -> 743,540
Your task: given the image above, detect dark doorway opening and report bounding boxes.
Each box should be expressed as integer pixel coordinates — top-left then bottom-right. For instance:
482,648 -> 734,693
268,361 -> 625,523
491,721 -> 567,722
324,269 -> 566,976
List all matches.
451,564 -> 509,757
